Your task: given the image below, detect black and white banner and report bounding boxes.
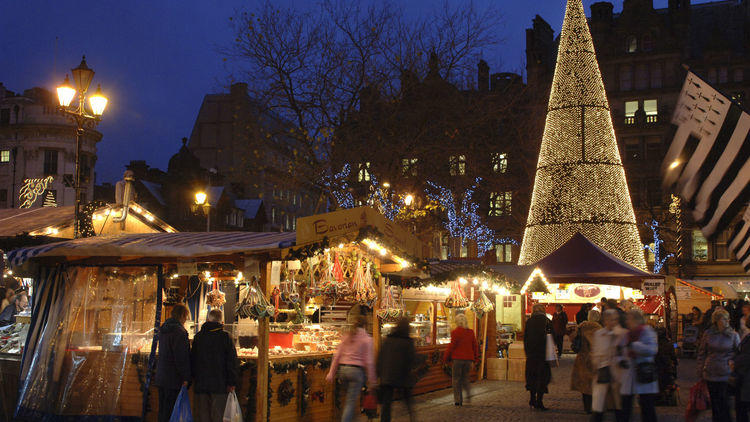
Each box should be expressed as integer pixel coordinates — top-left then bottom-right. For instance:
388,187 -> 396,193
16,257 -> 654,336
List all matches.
663,71 -> 750,243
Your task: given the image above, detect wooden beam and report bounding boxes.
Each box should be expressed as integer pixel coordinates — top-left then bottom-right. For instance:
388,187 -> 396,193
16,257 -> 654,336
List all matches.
256,260 -> 272,422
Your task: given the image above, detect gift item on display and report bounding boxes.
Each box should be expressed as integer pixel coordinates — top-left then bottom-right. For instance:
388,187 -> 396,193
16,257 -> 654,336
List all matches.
234,278 -> 276,319
206,288 -> 226,308
350,256 -> 377,306
470,291 -> 494,318
445,281 -> 469,308
377,284 -> 404,321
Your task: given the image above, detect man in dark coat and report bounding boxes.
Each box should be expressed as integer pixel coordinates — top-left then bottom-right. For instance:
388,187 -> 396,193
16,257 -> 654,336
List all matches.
0,290 -> 27,326
377,317 -> 417,422
154,304 -> 191,422
524,303 -> 552,410
551,304 -> 568,358
191,309 -> 239,422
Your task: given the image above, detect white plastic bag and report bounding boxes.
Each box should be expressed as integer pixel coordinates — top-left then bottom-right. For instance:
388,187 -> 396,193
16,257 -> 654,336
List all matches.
223,391 -> 242,422
545,333 -> 558,364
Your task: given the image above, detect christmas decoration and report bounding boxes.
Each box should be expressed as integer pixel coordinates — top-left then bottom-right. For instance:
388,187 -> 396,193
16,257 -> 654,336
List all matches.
644,220 -> 674,274
349,256 -> 377,307
471,291 -> 494,318
520,268 -> 551,295
277,379 -> 295,406
206,288 -> 226,308
444,280 -> 469,308
42,190 -> 57,207
78,201 -> 109,237
18,176 -> 54,208
518,0 -> 646,270
377,284 -> 404,321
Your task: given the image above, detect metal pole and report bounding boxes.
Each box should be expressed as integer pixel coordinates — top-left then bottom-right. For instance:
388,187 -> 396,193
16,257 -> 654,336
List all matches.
206,205 -> 211,232
74,119 -> 83,238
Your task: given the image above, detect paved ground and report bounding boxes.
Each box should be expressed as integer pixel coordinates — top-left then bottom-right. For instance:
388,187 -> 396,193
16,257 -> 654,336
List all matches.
379,354 -> 712,422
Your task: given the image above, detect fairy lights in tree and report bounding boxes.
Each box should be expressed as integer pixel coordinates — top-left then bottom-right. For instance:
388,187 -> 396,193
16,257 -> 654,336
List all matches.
518,0 -> 646,270
644,220 -> 673,274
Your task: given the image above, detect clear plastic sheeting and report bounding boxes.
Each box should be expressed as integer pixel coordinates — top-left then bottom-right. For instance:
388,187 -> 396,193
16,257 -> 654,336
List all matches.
16,266 -> 157,420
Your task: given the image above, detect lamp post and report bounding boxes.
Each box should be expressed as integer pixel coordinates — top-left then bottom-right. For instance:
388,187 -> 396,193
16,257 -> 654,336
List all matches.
195,191 -> 210,232
56,56 -> 108,238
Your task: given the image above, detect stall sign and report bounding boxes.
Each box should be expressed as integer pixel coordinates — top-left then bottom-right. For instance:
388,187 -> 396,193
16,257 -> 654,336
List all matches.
532,291 -> 551,300
642,279 -> 665,296
271,261 -> 282,287
676,283 -> 692,300
623,287 -> 644,300
177,262 -> 198,276
554,288 -> 570,300
401,286 -> 449,301
573,284 -> 601,299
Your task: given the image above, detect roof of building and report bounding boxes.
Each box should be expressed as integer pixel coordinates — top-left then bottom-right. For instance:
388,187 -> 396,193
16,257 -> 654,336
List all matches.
140,180 -> 166,206
0,207 -> 74,237
7,231 -> 296,267
234,199 -> 264,219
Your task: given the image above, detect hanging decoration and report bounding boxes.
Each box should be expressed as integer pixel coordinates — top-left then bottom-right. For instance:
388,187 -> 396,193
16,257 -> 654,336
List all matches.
444,280 -> 469,308
377,284 -> 404,321
350,255 -> 377,307
471,291 -> 494,318
235,277 -> 275,319
78,201 -> 109,237
644,219 -> 674,274
18,176 -> 54,208
277,379 -> 295,407
42,190 -> 57,207
206,288 -> 226,308
517,0 -> 646,270
520,268 -> 552,295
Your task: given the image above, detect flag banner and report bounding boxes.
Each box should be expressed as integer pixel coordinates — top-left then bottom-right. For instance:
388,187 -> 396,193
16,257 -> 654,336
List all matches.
663,71 -> 750,241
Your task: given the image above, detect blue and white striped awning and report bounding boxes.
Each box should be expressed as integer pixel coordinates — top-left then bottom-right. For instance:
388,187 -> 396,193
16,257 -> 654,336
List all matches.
7,231 -> 296,268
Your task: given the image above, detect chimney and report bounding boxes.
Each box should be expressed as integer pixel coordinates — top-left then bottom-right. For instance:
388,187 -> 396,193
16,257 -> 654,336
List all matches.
230,82 -> 248,97
477,60 -> 490,91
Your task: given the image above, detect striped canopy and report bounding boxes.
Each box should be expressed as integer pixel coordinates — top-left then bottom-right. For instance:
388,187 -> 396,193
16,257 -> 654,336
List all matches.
7,231 -> 296,267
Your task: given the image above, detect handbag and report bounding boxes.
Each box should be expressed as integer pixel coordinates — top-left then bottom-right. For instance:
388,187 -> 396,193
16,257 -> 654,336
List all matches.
545,333 -> 558,362
169,386 -> 193,422
571,327 -> 582,353
597,366 -> 612,384
223,391 -> 242,422
636,361 -> 657,384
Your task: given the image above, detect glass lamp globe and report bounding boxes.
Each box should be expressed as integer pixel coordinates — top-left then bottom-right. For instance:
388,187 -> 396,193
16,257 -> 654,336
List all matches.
89,85 -> 108,116
57,75 -> 76,108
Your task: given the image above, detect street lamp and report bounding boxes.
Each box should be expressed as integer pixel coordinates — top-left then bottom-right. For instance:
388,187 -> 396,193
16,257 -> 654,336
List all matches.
194,191 -> 210,232
404,194 -> 414,207
56,56 -> 108,238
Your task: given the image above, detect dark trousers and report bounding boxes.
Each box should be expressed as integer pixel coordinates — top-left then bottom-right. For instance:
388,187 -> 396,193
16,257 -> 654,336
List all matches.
554,334 -> 564,356
738,399 -> 750,422
707,381 -> 731,422
158,387 -> 181,422
618,394 -> 657,422
582,393 -> 592,413
380,385 -> 414,422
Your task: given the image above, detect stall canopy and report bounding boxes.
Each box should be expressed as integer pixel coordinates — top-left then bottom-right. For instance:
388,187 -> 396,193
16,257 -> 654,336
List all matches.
7,231 -> 296,267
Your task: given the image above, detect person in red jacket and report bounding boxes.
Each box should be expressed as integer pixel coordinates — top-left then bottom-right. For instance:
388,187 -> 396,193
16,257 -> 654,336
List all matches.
443,313 -> 478,406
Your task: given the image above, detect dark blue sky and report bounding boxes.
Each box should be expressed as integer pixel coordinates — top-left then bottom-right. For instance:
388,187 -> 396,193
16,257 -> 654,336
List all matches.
1,0 -> 704,184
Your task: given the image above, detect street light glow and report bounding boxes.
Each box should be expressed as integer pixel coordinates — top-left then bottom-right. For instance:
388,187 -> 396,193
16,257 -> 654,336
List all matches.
195,191 -> 207,205
57,75 -> 76,108
89,84 -> 108,116
669,160 -> 680,170
404,194 -> 414,206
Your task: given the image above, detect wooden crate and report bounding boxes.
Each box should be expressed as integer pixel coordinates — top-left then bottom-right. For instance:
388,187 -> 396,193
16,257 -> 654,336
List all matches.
507,358 -> 526,382
486,358 -> 507,371
507,343 -> 525,359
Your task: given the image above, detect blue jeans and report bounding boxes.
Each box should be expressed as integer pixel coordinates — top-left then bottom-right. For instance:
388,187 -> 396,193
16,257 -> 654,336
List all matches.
338,365 -> 365,422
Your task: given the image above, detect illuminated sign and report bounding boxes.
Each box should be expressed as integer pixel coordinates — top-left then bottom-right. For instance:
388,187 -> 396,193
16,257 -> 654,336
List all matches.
19,176 -> 54,208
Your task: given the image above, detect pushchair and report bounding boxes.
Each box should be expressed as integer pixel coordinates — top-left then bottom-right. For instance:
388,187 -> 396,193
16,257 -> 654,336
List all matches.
681,325 -> 701,358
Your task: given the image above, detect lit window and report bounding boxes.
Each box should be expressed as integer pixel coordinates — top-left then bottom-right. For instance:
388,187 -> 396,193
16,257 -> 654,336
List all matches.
402,158 -> 418,176
449,155 -> 466,176
271,207 -> 276,224
492,153 -> 508,173
489,192 -> 512,217
460,243 -> 468,258
358,162 -> 371,182
496,244 -> 513,263
692,230 -> 708,262
644,99 -> 658,123
625,101 -> 638,124
626,36 -> 637,53
0,150 -> 9,163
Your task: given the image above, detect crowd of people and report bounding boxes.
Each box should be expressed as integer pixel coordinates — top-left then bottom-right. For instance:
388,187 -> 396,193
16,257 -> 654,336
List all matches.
0,278 -> 29,326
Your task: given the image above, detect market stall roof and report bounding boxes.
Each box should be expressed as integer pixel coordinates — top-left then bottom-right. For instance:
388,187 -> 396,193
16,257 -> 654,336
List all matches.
428,259 -> 483,277
0,207 -> 76,237
679,278 -> 725,299
7,231 -> 296,267
532,232 -> 654,280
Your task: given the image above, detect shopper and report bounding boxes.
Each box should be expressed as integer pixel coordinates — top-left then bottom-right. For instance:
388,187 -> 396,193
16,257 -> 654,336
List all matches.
326,315 -> 375,422
576,303 -> 592,325
0,290 -> 27,325
154,304 -> 191,422
378,316 -> 416,422
571,309 -> 601,414
552,304 -> 568,358
525,303 -> 552,411
740,303 -> 750,339
590,309 -> 626,421
443,313 -> 478,406
734,316 -> 750,422
697,308 -> 740,422
618,308 -> 659,422
191,309 -> 239,422
689,306 -> 704,327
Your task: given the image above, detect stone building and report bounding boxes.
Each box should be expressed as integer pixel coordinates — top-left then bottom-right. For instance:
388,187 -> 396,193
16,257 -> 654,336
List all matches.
0,83 -> 100,209
526,0 -> 750,293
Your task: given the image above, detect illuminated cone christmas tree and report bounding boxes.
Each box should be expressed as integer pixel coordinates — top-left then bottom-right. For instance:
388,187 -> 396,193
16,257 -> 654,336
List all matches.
518,0 -> 646,270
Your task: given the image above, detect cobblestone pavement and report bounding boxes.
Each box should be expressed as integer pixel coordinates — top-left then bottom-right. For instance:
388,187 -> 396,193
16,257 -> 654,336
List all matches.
381,354 -> 712,422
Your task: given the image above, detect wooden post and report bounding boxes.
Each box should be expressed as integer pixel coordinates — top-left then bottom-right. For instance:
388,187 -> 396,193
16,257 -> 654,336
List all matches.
479,313 -> 489,379
373,269 -> 381,354
431,301 -> 438,345
256,260 -> 272,422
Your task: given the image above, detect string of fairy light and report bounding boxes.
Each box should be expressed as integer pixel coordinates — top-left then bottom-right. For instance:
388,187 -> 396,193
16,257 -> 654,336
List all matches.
518,0 -> 646,270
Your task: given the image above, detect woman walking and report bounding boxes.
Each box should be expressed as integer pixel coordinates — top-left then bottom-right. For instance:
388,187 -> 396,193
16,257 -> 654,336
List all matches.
619,309 -> 659,422
697,308 -> 740,422
571,308 -> 601,414
524,303 -> 552,411
326,315 -> 376,422
590,309 -> 626,421
378,316 -> 417,422
443,313 -> 478,406
734,316 -> 750,422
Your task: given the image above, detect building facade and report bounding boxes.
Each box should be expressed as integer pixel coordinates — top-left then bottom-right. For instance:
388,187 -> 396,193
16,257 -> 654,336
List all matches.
0,84 -> 100,209
526,0 -> 750,292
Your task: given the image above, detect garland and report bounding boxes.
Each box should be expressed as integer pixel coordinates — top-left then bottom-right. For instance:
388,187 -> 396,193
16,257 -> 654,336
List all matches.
239,361 -> 257,421
299,364 -> 311,417
277,379 -> 295,407
355,226 -> 429,272
392,265 -> 520,291
79,200 -> 109,237
285,237 -> 330,261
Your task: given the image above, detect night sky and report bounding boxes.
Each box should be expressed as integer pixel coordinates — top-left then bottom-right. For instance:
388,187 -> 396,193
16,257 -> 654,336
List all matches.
1,0 -> 707,184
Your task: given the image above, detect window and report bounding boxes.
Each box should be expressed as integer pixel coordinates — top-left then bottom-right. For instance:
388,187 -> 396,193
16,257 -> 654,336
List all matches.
460,243 -> 468,258
646,180 -> 661,205
0,150 -> 9,163
692,230 -> 708,262
626,36 -> 637,53
620,66 -> 633,91
43,150 -> 58,175
503,295 -> 517,308
712,230 -> 731,261
641,34 -> 654,52
489,192 -> 512,217
651,63 -> 662,89
0,109 -> 9,126
496,243 -> 513,263
625,101 -> 638,124
719,67 -> 728,84
624,138 -> 642,161
449,155 -> 466,176
358,162 -> 371,182
644,99 -> 658,123
401,158 -> 418,176
646,136 -> 661,159
635,64 -> 648,90
492,153 -> 508,173
646,243 -> 655,263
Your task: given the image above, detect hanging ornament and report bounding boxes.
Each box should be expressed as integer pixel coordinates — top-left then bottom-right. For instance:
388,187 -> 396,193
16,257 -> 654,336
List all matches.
470,291 -> 494,318
350,256 -> 377,307
206,288 -> 226,308
445,280 -> 469,309
377,283 -> 403,321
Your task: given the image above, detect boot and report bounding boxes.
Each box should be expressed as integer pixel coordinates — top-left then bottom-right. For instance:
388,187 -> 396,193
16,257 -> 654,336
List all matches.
536,392 -> 549,411
529,391 -> 536,410
590,412 -> 604,422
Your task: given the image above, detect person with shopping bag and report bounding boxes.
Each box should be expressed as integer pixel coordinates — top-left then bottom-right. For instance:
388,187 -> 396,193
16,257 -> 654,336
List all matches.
571,308 -> 601,414
155,304 -> 192,422
697,307 -> 740,422
618,308 -> 659,422
443,313 -> 479,407
590,308 -> 626,421
524,304 -> 552,411
191,309 -> 239,422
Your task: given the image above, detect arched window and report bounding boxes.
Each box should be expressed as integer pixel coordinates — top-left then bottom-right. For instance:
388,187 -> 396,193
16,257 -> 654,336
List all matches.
627,36 -> 638,53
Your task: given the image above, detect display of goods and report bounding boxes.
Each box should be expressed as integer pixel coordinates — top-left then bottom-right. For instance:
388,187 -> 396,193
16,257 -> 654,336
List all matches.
234,279 -> 276,319
0,323 -> 28,354
350,258 -> 376,307
470,291 -> 494,318
206,288 -> 226,308
445,281 -> 469,308
377,284 -> 403,321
